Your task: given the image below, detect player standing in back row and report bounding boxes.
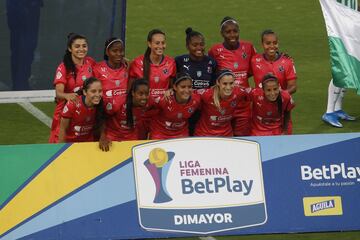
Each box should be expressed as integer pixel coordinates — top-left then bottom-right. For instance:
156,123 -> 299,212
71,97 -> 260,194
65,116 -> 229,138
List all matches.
208,17 -> 256,136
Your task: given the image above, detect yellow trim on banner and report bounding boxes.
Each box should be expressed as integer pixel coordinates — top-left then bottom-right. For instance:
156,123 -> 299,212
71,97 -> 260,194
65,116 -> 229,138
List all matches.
0,141 -> 146,236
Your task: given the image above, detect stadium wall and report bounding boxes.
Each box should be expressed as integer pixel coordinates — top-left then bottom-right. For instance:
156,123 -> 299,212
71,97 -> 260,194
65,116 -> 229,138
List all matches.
0,134 -> 359,239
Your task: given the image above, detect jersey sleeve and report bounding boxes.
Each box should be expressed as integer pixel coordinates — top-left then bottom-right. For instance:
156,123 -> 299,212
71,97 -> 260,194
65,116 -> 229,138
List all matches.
53,64 -> 68,86
285,59 -> 297,81
129,58 -> 143,79
61,101 -> 75,119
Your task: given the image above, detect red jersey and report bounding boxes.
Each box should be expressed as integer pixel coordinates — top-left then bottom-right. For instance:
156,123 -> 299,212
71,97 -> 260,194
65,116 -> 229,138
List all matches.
129,55 -> 176,97
250,88 -> 295,136
149,94 -> 201,139
61,96 -> 97,142
194,87 -> 249,137
251,53 -> 297,90
49,56 -> 95,143
104,95 -> 146,141
208,41 -> 256,88
93,61 -> 128,105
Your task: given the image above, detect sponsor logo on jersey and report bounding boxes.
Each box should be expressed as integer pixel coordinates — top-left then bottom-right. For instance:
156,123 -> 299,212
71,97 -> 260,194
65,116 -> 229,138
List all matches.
303,196 -> 342,216
132,138 -> 266,234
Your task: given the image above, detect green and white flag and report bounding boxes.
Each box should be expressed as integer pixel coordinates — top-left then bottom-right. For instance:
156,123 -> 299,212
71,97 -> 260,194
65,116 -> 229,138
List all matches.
320,0 -> 360,94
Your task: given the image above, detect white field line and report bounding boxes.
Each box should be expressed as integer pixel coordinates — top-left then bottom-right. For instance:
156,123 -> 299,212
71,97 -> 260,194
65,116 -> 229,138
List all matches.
199,237 -> 217,240
17,101 -> 52,128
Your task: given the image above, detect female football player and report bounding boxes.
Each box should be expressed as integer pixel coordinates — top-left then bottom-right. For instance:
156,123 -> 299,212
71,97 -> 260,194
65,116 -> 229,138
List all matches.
49,33 -> 95,143
194,69 -> 249,137
175,27 -> 217,135
250,74 -> 295,136
129,29 -> 176,98
93,37 -> 128,105
251,29 -> 297,93
149,73 -> 200,139
251,29 -> 297,133
58,77 -> 103,143
99,79 -> 150,151
208,17 -> 256,136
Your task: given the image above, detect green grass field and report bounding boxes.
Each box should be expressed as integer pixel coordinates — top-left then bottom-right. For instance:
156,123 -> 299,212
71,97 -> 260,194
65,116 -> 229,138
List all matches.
0,0 -> 359,239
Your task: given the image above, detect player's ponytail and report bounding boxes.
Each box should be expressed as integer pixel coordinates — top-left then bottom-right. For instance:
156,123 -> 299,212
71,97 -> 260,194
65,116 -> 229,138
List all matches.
143,29 -> 165,82
126,78 -> 149,128
185,27 -> 203,46
63,33 -> 87,82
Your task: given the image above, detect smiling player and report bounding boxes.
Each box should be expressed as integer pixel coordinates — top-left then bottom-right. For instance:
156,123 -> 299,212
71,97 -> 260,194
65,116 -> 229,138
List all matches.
208,17 -> 256,136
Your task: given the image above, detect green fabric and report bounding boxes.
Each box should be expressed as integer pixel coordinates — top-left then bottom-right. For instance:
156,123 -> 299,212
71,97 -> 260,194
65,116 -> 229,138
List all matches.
0,144 -> 65,206
329,37 -> 360,94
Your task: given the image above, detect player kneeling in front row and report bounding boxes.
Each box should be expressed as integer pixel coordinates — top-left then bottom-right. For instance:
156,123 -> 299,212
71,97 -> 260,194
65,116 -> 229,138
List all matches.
58,77 -> 104,143
250,74 -> 295,136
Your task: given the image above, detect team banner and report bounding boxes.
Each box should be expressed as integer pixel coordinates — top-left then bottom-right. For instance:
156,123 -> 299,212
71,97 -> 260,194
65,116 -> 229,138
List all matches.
0,133 -> 359,239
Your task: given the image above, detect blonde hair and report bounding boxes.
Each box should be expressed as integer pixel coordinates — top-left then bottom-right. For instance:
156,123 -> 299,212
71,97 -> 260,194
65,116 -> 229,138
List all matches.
213,85 -> 221,111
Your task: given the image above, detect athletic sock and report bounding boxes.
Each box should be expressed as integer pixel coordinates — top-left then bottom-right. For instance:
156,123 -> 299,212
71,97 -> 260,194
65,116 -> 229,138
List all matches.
326,79 -> 341,113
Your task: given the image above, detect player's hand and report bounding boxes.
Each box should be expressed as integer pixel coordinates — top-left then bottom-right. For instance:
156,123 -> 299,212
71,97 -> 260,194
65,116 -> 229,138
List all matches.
65,93 -> 78,103
164,89 -> 174,101
99,136 -> 112,152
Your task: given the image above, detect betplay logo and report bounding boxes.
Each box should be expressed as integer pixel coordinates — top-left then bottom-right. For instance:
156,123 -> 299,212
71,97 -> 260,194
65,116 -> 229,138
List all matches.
132,138 -> 267,234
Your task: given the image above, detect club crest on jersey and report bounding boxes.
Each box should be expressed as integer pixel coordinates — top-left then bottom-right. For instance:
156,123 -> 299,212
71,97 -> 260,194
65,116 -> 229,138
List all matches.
163,69 -> 169,75
106,103 -> 112,111
115,80 -> 120,86
82,75 -> 87,81
154,76 -> 160,83
219,109 -> 226,115
234,62 -> 239,69
56,71 -> 62,80
86,116 -> 91,122
231,100 -> 237,108
177,113 -> 183,119
242,52 -> 247,59
266,111 -> 272,116
196,71 -> 202,78
279,66 -> 285,72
